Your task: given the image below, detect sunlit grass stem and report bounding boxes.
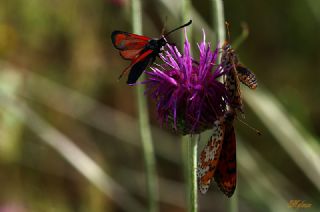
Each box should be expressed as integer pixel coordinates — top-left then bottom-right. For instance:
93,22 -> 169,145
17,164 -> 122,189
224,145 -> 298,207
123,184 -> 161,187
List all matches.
211,0 -> 225,48
211,0 -> 238,211
181,0 -> 198,211
131,0 -> 159,212
187,135 -> 198,212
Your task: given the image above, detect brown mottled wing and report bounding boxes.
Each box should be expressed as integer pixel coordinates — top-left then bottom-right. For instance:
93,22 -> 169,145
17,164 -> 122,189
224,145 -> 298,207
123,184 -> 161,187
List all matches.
236,65 -> 258,89
214,121 -> 237,198
225,68 -> 243,111
197,119 -> 225,194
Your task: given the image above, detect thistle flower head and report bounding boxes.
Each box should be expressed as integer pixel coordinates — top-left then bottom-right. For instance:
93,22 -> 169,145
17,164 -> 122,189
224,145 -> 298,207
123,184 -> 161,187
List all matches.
145,30 -> 228,135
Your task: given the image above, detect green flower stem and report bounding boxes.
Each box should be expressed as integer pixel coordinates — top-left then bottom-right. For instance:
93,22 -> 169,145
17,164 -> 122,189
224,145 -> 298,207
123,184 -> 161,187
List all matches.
212,0 -> 238,211
232,23 -> 249,50
181,135 -> 199,212
211,0 -> 226,46
131,0 -> 158,212
187,135 -> 198,212
181,0 -> 197,211
229,190 -> 238,212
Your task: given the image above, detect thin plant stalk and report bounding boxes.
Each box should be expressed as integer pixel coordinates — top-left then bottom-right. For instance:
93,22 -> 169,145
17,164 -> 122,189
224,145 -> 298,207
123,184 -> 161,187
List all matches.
181,0 -> 197,211
211,0 -> 225,48
0,95 -> 145,212
131,0 -> 159,212
211,0 -> 238,211
229,190 -> 238,212
232,23 -> 249,50
187,135 -> 198,212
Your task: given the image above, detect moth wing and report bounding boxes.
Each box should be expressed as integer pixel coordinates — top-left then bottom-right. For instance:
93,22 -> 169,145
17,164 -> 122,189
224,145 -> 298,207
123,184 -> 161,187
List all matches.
119,49 -> 144,60
127,54 -> 155,84
111,31 -> 150,50
117,49 -> 154,83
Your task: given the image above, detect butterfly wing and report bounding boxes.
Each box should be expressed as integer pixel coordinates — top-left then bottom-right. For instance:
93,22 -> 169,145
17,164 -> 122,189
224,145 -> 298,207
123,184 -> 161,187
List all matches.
214,118 -> 237,198
236,65 -> 258,89
197,119 -> 225,194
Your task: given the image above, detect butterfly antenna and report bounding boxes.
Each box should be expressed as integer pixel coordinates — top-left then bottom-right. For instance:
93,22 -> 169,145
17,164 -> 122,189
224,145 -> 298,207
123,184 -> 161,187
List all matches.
225,21 -> 231,42
237,117 -> 262,136
163,20 -> 192,37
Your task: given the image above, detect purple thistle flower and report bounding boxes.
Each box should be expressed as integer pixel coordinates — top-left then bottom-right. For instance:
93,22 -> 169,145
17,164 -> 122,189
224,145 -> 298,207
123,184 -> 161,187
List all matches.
145,30 -> 228,135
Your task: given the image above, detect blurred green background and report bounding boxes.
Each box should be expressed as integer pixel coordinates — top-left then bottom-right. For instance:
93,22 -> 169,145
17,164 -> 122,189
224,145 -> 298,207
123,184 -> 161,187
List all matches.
0,0 -> 319,211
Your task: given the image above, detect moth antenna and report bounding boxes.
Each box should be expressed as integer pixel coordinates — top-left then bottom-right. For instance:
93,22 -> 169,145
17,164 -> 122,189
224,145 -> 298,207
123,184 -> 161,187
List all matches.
163,20 -> 192,37
225,21 -> 231,42
237,117 -> 262,136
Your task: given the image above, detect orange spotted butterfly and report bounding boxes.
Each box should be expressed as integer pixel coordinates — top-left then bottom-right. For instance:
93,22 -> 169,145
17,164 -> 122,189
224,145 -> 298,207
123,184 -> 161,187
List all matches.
197,110 -> 237,197
220,22 -> 257,111
111,20 -> 192,84
197,22 -> 258,197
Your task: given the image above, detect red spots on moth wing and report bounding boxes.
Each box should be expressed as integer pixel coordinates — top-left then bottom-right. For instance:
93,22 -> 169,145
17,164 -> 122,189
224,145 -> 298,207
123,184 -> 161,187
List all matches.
130,49 -> 154,64
214,120 -> 237,198
124,32 -> 151,41
111,31 -> 150,50
120,49 -> 143,60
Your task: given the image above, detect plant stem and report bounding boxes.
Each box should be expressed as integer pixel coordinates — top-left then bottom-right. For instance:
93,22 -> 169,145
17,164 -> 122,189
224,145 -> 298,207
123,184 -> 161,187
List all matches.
212,0 -> 238,212
188,135 -> 199,212
181,0 -> 197,210
232,23 -> 249,50
131,1 -> 158,212
229,190 -> 238,212
180,0 -> 197,211
182,135 -> 198,212
211,0 -> 226,46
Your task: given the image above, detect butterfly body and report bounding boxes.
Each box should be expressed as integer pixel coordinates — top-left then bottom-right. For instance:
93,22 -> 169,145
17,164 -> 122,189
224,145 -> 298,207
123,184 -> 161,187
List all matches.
221,41 -> 257,113
221,41 -> 257,89
111,20 -> 192,84
225,65 -> 243,112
